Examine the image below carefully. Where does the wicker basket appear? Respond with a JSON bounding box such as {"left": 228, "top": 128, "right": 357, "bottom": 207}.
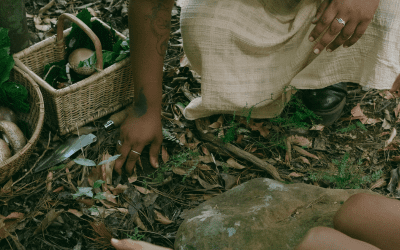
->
{"left": 0, "top": 66, "right": 45, "bottom": 184}
{"left": 13, "top": 13, "right": 134, "bottom": 135}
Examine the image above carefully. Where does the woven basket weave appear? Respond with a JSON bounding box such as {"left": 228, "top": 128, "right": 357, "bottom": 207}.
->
{"left": 0, "top": 66, "right": 45, "bottom": 184}
{"left": 13, "top": 13, "right": 134, "bottom": 135}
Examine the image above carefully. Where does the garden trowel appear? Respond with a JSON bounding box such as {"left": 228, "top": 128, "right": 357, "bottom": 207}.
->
{"left": 33, "top": 133, "right": 97, "bottom": 173}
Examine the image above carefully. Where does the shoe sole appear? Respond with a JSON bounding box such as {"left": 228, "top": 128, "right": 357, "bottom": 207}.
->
{"left": 311, "top": 97, "right": 346, "bottom": 126}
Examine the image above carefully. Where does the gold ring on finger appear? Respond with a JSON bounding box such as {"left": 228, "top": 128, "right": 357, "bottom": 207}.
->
{"left": 336, "top": 18, "right": 346, "bottom": 26}
{"left": 131, "top": 150, "right": 141, "bottom": 155}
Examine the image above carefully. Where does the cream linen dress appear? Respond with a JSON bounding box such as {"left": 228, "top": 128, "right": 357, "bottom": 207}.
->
{"left": 179, "top": 0, "right": 400, "bottom": 119}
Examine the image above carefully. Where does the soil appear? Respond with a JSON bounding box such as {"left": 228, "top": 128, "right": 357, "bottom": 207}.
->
{"left": 1, "top": 0, "right": 400, "bottom": 249}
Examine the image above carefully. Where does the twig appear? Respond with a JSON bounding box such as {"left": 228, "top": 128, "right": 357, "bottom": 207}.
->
{"left": 43, "top": 65, "right": 61, "bottom": 82}
{"left": 12, "top": 131, "right": 52, "bottom": 187}
{"left": 197, "top": 132, "right": 283, "bottom": 181}
{"left": 38, "top": 0, "right": 55, "bottom": 16}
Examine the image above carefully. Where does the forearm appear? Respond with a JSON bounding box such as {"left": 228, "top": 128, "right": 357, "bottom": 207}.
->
{"left": 128, "top": 0, "right": 174, "bottom": 116}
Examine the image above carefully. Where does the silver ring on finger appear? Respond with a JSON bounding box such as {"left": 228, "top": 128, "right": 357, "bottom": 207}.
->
{"left": 336, "top": 18, "right": 346, "bottom": 26}
{"left": 117, "top": 140, "right": 122, "bottom": 146}
{"left": 131, "top": 149, "right": 141, "bottom": 155}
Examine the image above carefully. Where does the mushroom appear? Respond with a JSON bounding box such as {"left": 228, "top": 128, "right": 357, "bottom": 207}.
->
{"left": 0, "top": 106, "right": 18, "bottom": 124}
{"left": 0, "top": 138, "right": 12, "bottom": 163}
{"left": 68, "top": 48, "right": 96, "bottom": 76}
{"left": 0, "top": 121, "right": 26, "bottom": 154}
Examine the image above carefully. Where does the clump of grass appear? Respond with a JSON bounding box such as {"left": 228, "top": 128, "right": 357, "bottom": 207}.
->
{"left": 309, "top": 153, "right": 383, "bottom": 189}
{"left": 126, "top": 227, "right": 145, "bottom": 241}
{"left": 149, "top": 149, "right": 200, "bottom": 183}
{"left": 220, "top": 86, "right": 320, "bottom": 150}
{"left": 270, "top": 94, "right": 321, "bottom": 129}
{"left": 337, "top": 121, "right": 367, "bottom": 133}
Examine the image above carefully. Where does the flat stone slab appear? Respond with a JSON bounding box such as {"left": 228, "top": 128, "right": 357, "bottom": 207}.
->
{"left": 175, "top": 178, "right": 379, "bottom": 250}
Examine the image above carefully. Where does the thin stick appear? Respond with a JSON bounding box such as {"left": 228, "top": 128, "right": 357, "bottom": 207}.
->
{"left": 12, "top": 131, "right": 52, "bottom": 187}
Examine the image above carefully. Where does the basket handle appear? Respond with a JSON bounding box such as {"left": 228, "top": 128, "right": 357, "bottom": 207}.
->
{"left": 56, "top": 13, "right": 103, "bottom": 71}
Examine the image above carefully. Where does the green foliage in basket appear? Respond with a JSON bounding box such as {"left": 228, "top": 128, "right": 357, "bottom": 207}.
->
{"left": 65, "top": 8, "right": 123, "bottom": 60}
{"left": 77, "top": 38, "right": 130, "bottom": 70}
{"left": 43, "top": 59, "right": 88, "bottom": 88}
{"left": 0, "top": 81, "right": 30, "bottom": 113}
{"left": 0, "top": 28, "right": 30, "bottom": 113}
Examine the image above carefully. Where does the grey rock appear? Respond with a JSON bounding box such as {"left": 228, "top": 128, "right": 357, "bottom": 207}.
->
{"left": 175, "top": 178, "right": 379, "bottom": 250}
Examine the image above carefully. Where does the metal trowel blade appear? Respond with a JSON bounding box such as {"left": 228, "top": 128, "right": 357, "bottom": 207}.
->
{"left": 34, "top": 133, "right": 97, "bottom": 173}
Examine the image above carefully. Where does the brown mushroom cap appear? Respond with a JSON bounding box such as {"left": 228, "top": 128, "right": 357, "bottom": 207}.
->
{"left": 0, "top": 138, "right": 12, "bottom": 163}
{"left": 0, "top": 121, "right": 26, "bottom": 154}
{"left": 0, "top": 106, "right": 18, "bottom": 124}
{"left": 68, "top": 48, "right": 96, "bottom": 76}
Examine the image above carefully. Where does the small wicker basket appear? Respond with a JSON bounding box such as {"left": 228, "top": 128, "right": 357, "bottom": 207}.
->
{"left": 0, "top": 66, "right": 45, "bottom": 184}
{"left": 13, "top": 13, "right": 134, "bottom": 135}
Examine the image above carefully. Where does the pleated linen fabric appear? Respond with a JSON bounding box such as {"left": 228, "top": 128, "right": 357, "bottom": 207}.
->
{"left": 180, "top": 0, "right": 400, "bottom": 120}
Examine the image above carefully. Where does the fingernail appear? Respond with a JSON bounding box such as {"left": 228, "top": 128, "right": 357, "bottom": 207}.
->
{"left": 111, "top": 238, "right": 119, "bottom": 244}
{"left": 312, "top": 17, "right": 317, "bottom": 22}
{"left": 155, "top": 163, "right": 159, "bottom": 169}
{"left": 313, "top": 48, "right": 320, "bottom": 54}
{"left": 327, "top": 48, "right": 332, "bottom": 52}
{"left": 309, "top": 36, "right": 314, "bottom": 42}
{"left": 343, "top": 45, "right": 348, "bottom": 48}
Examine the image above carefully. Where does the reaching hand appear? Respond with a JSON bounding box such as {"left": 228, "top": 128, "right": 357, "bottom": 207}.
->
{"left": 114, "top": 110, "right": 162, "bottom": 176}
{"left": 390, "top": 74, "right": 400, "bottom": 98}
{"left": 308, "top": 0, "right": 380, "bottom": 54}
{"left": 111, "top": 238, "right": 172, "bottom": 250}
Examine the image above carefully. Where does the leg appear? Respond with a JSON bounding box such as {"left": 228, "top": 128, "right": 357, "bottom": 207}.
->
{"left": 333, "top": 193, "right": 400, "bottom": 250}
{"left": 295, "top": 226, "right": 380, "bottom": 250}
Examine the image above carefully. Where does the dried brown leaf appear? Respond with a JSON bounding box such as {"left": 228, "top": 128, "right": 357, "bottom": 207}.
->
{"left": 296, "top": 156, "right": 311, "bottom": 165}
{"left": 226, "top": 158, "right": 246, "bottom": 169}
{"left": 209, "top": 121, "right": 221, "bottom": 129}
{"left": 385, "top": 128, "right": 397, "bottom": 147}
{"left": 134, "top": 185, "right": 152, "bottom": 194}
{"left": 288, "top": 172, "right": 304, "bottom": 178}
{"left": 310, "top": 124, "right": 325, "bottom": 131}
{"left": 198, "top": 164, "right": 212, "bottom": 171}
{"left": 154, "top": 210, "right": 173, "bottom": 225}
{"left": 196, "top": 176, "right": 222, "bottom": 190}
{"left": 162, "top": 145, "right": 169, "bottom": 164}
{"left": 68, "top": 209, "right": 83, "bottom": 218}
{"left": 128, "top": 173, "right": 137, "bottom": 183}
{"left": 198, "top": 155, "right": 213, "bottom": 163}
{"left": 90, "top": 221, "right": 112, "bottom": 243}
{"left": 293, "top": 146, "right": 319, "bottom": 160}
{"left": 395, "top": 103, "right": 400, "bottom": 118}
{"left": 287, "top": 135, "right": 312, "bottom": 148}
{"left": 34, "top": 209, "right": 63, "bottom": 235}
{"left": 379, "top": 90, "right": 396, "bottom": 100}
{"left": 172, "top": 167, "right": 189, "bottom": 176}
{"left": 201, "top": 146, "right": 211, "bottom": 155}
{"left": 109, "top": 184, "right": 129, "bottom": 196}
{"left": 369, "top": 178, "right": 387, "bottom": 190}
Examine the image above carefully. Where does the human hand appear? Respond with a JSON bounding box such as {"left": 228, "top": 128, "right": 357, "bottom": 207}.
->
{"left": 114, "top": 110, "right": 162, "bottom": 176}
{"left": 309, "top": 0, "right": 380, "bottom": 54}
{"left": 111, "top": 238, "right": 172, "bottom": 250}
{"left": 389, "top": 74, "right": 400, "bottom": 97}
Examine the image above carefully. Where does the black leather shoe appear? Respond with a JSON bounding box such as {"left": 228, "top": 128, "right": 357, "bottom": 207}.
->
{"left": 300, "top": 82, "right": 348, "bottom": 126}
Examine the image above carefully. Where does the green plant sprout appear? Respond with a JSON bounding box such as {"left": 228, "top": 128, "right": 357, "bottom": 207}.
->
{"left": 126, "top": 227, "right": 145, "bottom": 241}
{"left": 149, "top": 149, "right": 200, "bottom": 183}
{"left": 337, "top": 121, "right": 367, "bottom": 133}
{"left": 309, "top": 153, "right": 383, "bottom": 189}
{"left": 222, "top": 165, "right": 230, "bottom": 174}
{"left": 72, "top": 179, "right": 114, "bottom": 200}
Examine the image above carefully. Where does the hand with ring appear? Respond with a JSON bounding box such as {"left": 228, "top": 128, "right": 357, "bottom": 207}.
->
{"left": 114, "top": 107, "right": 163, "bottom": 176}
{"left": 308, "top": 0, "right": 380, "bottom": 54}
